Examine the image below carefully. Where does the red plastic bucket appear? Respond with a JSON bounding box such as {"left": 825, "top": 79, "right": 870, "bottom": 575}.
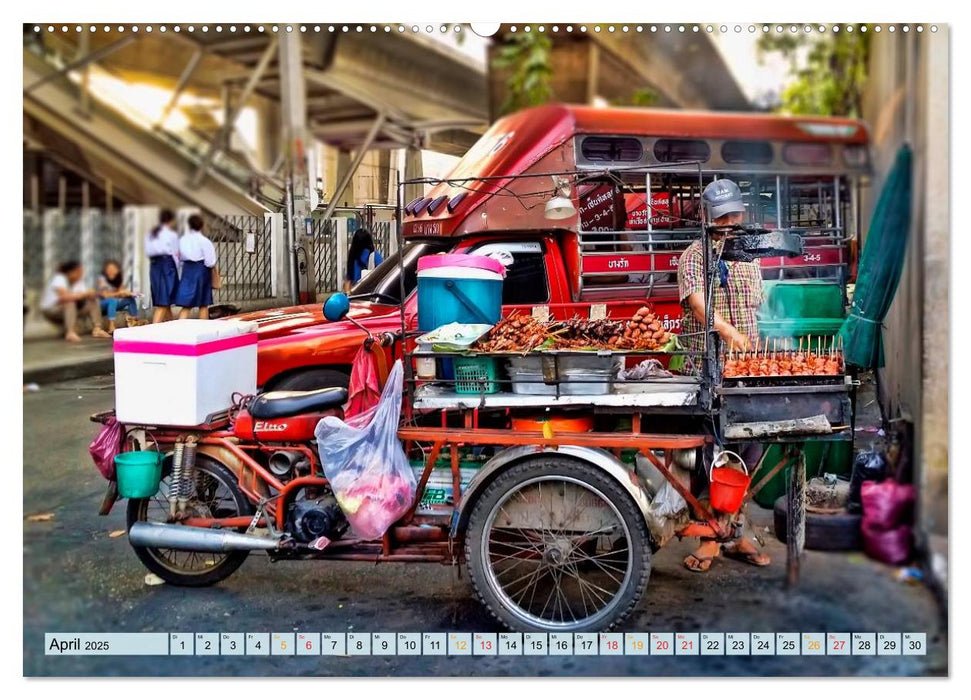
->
{"left": 709, "top": 451, "right": 751, "bottom": 514}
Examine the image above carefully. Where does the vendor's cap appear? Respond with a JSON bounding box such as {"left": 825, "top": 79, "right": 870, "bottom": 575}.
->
{"left": 702, "top": 179, "right": 746, "bottom": 220}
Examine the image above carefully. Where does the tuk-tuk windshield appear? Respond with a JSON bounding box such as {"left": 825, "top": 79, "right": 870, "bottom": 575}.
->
{"left": 349, "top": 239, "right": 451, "bottom": 305}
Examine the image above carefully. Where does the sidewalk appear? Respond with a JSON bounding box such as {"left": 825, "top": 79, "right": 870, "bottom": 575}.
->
{"left": 23, "top": 336, "right": 114, "bottom": 385}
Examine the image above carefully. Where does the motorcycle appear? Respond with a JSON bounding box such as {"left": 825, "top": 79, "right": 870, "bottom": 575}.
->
{"left": 93, "top": 293, "right": 702, "bottom": 632}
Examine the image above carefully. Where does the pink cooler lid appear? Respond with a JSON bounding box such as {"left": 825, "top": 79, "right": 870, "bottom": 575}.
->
{"left": 417, "top": 253, "right": 505, "bottom": 276}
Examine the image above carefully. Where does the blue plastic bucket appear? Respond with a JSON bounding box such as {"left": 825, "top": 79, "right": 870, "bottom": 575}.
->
{"left": 416, "top": 256, "right": 504, "bottom": 332}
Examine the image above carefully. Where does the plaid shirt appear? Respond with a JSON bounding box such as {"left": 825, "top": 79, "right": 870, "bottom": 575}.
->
{"left": 677, "top": 240, "right": 764, "bottom": 354}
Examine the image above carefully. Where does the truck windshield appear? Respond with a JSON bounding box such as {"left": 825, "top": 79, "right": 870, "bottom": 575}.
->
{"left": 349, "top": 240, "right": 451, "bottom": 305}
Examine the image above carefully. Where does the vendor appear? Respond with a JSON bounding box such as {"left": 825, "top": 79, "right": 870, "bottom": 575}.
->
{"left": 678, "top": 178, "right": 769, "bottom": 573}
{"left": 677, "top": 178, "right": 764, "bottom": 355}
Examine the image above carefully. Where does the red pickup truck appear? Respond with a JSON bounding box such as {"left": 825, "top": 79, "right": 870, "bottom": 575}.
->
{"left": 238, "top": 233, "right": 683, "bottom": 391}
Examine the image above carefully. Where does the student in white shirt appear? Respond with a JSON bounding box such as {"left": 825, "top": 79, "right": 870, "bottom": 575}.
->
{"left": 175, "top": 214, "right": 217, "bottom": 319}
{"left": 145, "top": 208, "right": 180, "bottom": 324}
{"left": 40, "top": 261, "right": 110, "bottom": 343}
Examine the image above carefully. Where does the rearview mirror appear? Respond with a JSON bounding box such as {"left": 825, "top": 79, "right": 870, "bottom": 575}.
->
{"left": 322, "top": 293, "right": 350, "bottom": 322}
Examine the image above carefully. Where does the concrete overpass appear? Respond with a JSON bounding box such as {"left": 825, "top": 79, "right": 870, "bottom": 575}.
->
{"left": 23, "top": 26, "right": 491, "bottom": 217}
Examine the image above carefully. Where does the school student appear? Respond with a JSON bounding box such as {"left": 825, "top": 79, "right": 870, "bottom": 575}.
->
{"left": 145, "top": 208, "right": 180, "bottom": 323}
{"left": 175, "top": 214, "right": 217, "bottom": 320}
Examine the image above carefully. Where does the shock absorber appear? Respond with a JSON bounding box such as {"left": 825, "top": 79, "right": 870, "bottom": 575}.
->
{"left": 169, "top": 439, "right": 185, "bottom": 519}
{"left": 177, "top": 436, "right": 198, "bottom": 514}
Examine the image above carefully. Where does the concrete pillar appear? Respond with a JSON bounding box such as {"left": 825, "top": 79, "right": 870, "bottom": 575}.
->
{"left": 256, "top": 100, "right": 282, "bottom": 173}
{"left": 377, "top": 150, "right": 391, "bottom": 205}
{"left": 403, "top": 147, "right": 424, "bottom": 204}
{"left": 42, "top": 209, "right": 62, "bottom": 284}
{"left": 335, "top": 150, "right": 357, "bottom": 207}
{"left": 279, "top": 31, "right": 313, "bottom": 303}
{"left": 80, "top": 209, "right": 98, "bottom": 289}
{"left": 122, "top": 205, "right": 159, "bottom": 310}
{"left": 266, "top": 212, "right": 288, "bottom": 300}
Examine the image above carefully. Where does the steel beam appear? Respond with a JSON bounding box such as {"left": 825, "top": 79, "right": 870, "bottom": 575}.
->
{"left": 25, "top": 36, "right": 137, "bottom": 93}
{"left": 191, "top": 36, "right": 278, "bottom": 187}
{"left": 319, "top": 111, "right": 386, "bottom": 222}
{"left": 278, "top": 31, "right": 312, "bottom": 303}
{"left": 156, "top": 49, "right": 204, "bottom": 128}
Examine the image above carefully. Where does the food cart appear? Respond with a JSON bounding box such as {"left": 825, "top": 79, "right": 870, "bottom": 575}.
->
{"left": 101, "top": 165, "right": 855, "bottom": 635}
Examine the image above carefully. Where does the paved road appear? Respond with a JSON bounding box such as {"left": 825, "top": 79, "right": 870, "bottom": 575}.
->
{"left": 24, "top": 375, "right": 947, "bottom": 676}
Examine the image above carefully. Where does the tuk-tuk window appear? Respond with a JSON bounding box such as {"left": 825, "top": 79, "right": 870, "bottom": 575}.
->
{"left": 722, "top": 140, "right": 774, "bottom": 164}
{"left": 653, "top": 139, "right": 711, "bottom": 163}
{"left": 783, "top": 142, "right": 833, "bottom": 166}
{"left": 580, "top": 137, "right": 644, "bottom": 163}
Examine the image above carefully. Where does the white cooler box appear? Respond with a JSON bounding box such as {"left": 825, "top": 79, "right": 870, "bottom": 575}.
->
{"left": 113, "top": 319, "right": 258, "bottom": 426}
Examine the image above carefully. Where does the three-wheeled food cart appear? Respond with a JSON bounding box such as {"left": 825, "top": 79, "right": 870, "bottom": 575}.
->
{"left": 98, "top": 167, "right": 856, "bottom": 633}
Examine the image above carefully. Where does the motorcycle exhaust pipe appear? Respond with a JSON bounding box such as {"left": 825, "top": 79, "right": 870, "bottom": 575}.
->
{"left": 129, "top": 522, "right": 281, "bottom": 553}
{"left": 268, "top": 450, "right": 307, "bottom": 478}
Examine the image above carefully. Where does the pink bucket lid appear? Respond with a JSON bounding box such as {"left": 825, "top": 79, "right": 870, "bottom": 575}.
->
{"left": 417, "top": 253, "right": 505, "bottom": 276}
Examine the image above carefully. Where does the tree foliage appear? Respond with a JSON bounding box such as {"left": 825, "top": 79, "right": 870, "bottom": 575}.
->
{"left": 492, "top": 32, "right": 554, "bottom": 115}
{"left": 757, "top": 26, "right": 870, "bottom": 117}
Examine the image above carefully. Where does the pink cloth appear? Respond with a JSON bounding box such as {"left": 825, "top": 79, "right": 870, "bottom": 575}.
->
{"left": 344, "top": 345, "right": 382, "bottom": 419}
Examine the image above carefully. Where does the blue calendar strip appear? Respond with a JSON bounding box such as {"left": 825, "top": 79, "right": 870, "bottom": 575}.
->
{"left": 44, "top": 632, "right": 928, "bottom": 656}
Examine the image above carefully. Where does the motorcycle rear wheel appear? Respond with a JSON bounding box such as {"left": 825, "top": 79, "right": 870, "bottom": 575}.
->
{"left": 126, "top": 456, "right": 254, "bottom": 587}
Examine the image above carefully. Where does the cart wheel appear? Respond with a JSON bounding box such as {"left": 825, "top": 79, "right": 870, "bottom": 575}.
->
{"left": 126, "top": 456, "right": 253, "bottom": 587}
{"left": 464, "top": 456, "right": 651, "bottom": 632}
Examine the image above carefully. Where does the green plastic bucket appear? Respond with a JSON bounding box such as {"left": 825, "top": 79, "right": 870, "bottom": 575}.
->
{"left": 115, "top": 450, "right": 163, "bottom": 499}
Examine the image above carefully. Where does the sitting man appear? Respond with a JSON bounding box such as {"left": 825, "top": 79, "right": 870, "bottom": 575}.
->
{"left": 40, "top": 261, "right": 110, "bottom": 343}
{"left": 677, "top": 178, "right": 769, "bottom": 573}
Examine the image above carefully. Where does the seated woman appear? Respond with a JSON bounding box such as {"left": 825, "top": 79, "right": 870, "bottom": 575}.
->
{"left": 40, "top": 261, "right": 110, "bottom": 343}
{"left": 97, "top": 259, "right": 141, "bottom": 333}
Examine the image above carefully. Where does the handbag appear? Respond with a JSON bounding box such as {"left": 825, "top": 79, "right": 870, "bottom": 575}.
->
{"left": 211, "top": 266, "right": 223, "bottom": 289}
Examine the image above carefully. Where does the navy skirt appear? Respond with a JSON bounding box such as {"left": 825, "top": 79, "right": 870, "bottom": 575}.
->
{"left": 149, "top": 256, "right": 179, "bottom": 307}
{"left": 175, "top": 260, "right": 213, "bottom": 308}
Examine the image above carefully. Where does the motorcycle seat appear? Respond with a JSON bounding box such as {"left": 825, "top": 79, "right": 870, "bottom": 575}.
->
{"left": 248, "top": 387, "right": 348, "bottom": 420}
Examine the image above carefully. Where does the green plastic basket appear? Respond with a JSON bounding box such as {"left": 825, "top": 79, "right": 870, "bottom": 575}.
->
{"left": 115, "top": 450, "right": 163, "bottom": 499}
{"left": 452, "top": 356, "right": 500, "bottom": 394}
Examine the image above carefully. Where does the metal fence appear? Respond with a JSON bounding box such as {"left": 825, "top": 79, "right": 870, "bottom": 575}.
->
{"left": 203, "top": 214, "right": 273, "bottom": 303}
{"left": 309, "top": 218, "right": 339, "bottom": 295}
{"left": 23, "top": 209, "right": 126, "bottom": 292}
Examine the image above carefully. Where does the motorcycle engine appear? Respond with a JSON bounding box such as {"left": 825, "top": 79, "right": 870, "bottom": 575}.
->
{"left": 287, "top": 495, "right": 348, "bottom": 543}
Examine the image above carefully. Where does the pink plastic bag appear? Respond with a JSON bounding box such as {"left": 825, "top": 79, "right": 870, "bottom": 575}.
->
{"left": 861, "top": 480, "right": 915, "bottom": 530}
{"left": 315, "top": 361, "right": 416, "bottom": 540}
{"left": 862, "top": 520, "right": 913, "bottom": 565}
{"left": 89, "top": 418, "right": 123, "bottom": 481}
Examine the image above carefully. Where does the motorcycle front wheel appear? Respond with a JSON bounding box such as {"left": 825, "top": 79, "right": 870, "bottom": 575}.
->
{"left": 126, "top": 456, "right": 254, "bottom": 587}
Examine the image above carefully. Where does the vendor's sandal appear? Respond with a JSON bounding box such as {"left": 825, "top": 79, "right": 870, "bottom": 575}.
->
{"left": 721, "top": 544, "right": 771, "bottom": 567}
{"left": 683, "top": 554, "right": 715, "bottom": 573}
{"left": 92, "top": 328, "right": 111, "bottom": 339}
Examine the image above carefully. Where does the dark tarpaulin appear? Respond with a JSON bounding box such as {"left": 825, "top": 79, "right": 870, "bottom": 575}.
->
{"left": 839, "top": 145, "right": 913, "bottom": 368}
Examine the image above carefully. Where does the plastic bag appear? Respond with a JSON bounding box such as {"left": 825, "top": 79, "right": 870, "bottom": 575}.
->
{"left": 861, "top": 480, "right": 915, "bottom": 530}
{"left": 862, "top": 520, "right": 912, "bottom": 565}
{"left": 848, "top": 449, "right": 887, "bottom": 513}
{"left": 643, "top": 461, "right": 690, "bottom": 548}
{"left": 89, "top": 417, "right": 123, "bottom": 481}
{"left": 618, "top": 358, "right": 673, "bottom": 381}
{"left": 315, "top": 361, "right": 416, "bottom": 540}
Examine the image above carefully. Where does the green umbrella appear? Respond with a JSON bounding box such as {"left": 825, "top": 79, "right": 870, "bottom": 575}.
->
{"left": 839, "top": 145, "right": 913, "bottom": 368}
